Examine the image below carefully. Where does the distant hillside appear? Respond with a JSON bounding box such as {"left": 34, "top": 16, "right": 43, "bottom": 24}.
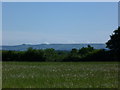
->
{"left": 1, "top": 44, "right": 106, "bottom": 51}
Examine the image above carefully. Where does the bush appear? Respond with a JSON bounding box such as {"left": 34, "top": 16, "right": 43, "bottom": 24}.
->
{"left": 78, "top": 45, "right": 94, "bottom": 56}
{"left": 2, "top": 46, "right": 118, "bottom": 62}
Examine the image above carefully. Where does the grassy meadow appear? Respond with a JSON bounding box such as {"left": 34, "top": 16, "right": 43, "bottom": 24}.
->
{"left": 2, "top": 62, "right": 119, "bottom": 88}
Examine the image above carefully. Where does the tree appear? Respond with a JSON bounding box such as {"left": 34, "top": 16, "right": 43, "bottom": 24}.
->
{"left": 71, "top": 48, "right": 78, "bottom": 54}
{"left": 23, "top": 47, "right": 45, "bottom": 61}
{"left": 44, "top": 48, "right": 58, "bottom": 61}
{"left": 78, "top": 45, "right": 94, "bottom": 56}
{"left": 106, "top": 27, "right": 120, "bottom": 54}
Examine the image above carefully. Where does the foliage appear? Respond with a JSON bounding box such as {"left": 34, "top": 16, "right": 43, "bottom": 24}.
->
{"left": 44, "top": 48, "right": 58, "bottom": 62}
{"left": 106, "top": 27, "right": 120, "bottom": 59}
{"left": 106, "top": 27, "right": 120, "bottom": 53}
{"left": 78, "top": 45, "right": 94, "bottom": 56}
{"left": 2, "top": 44, "right": 118, "bottom": 61}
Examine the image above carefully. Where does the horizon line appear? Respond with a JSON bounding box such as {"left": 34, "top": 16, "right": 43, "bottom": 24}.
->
{"left": 1, "top": 43, "right": 106, "bottom": 46}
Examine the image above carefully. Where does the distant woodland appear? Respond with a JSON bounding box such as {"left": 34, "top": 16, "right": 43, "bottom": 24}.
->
{"left": 2, "top": 27, "right": 120, "bottom": 62}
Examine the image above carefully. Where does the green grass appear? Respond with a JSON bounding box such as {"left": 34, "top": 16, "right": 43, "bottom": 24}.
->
{"left": 2, "top": 62, "right": 119, "bottom": 88}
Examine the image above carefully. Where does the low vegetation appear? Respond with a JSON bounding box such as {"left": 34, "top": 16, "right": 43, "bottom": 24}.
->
{"left": 2, "top": 45, "right": 119, "bottom": 62}
{"left": 2, "top": 62, "right": 118, "bottom": 88}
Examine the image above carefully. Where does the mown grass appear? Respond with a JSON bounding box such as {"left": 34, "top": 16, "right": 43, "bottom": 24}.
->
{"left": 2, "top": 62, "right": 119, "bottom": 88}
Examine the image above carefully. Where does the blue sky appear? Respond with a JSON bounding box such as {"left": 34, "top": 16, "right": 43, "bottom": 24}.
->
{"left": 2, "top": 2, "right": 118, "bottom": 45}
{"left": 0, "top": 2, "right": 2, "bottom": 46}
{"left": 118, "top": 1, "right": 120, "bottom": 26}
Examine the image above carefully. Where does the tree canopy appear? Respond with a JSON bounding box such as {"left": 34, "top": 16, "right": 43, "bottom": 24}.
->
{"left": 106, "top": 27, "right": 120, "bottom": 53}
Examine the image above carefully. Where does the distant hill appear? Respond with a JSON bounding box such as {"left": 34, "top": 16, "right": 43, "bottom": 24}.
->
{"left": 0, "top": 44, "right": 106, "bottom": 51}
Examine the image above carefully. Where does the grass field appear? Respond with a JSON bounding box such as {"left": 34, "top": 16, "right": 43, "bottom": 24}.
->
{"left": 2, "top": 62, "right": 119, "bottom": 88}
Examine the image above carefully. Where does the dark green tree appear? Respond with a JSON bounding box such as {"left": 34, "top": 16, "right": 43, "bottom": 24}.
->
{"left": 23, "top": 47, "right": 45, "bottom": 61}
{"left": 106, "top": 27, "right": 120, "bottom": 54}
{"left": 78, "top": 45, "right": 94, "bottom": 56}
{"left": 71, "top": 48, "right": 78, "bottom": 54}
{"left": 44, "top": 48, "right": 58, "bottom": 61}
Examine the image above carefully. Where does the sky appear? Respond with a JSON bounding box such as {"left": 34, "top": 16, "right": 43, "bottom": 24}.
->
{"left": 2, "top": 2, "right": 118, "bottom": 45}
{"left": 118, "top": 1, "right": 120, "bottom": 26}
{"left": 0, "top": 2, "right": 2, "bottom": 46}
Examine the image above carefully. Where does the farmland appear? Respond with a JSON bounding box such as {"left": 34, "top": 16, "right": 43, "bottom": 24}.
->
{"left": 2, "top": 62, "right": 118, "bottom": 88}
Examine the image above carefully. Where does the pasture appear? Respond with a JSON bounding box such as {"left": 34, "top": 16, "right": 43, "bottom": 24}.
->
{"left": 2, "top": 62, "right": 118, "bottom": 88}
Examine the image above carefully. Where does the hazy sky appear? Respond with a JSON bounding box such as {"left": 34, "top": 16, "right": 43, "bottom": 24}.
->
{"left": 0, "top": 2, "right": 2, "bottom": 46}
{"left": 2, "top": 2, "right": 118, "bottom": 45}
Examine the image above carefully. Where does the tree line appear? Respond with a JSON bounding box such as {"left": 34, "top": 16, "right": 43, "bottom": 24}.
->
{"left": 2, "top": 45, "right": 119, "bottom": 62}
{"left": 2, "top": 27, "right": 120, "bottom": 62}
